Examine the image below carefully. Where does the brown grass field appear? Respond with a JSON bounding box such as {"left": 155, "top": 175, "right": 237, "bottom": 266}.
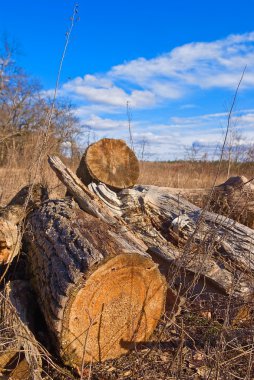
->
{"left": 1, "top": 158, "right": 253, "bottom": 205}
{"left": 139, "top": 160, "right": 254, "bottom": 188}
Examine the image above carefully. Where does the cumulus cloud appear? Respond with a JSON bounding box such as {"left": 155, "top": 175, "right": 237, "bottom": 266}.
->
{"left": 44, "top": 32, "right": 254, "bottom": 159}
{"left": 79, "top": 114, "right": 130, "bottom": 131}
{"left": 62, "top": 74, "right": 156, "bottom": 108}
{"left": 110, "top": 32, "right": 254, "bottom": 92}
{"left": 54, "top": 32, "right": 254, "bottom": 113}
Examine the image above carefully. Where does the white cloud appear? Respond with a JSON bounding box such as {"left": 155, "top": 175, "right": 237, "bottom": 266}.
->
{"left": 80, "top": 114, "right": 130, "bottom": 131}
{"left": 43, "top": 32, "right": 254, "bottom": 160}
{"left": 53, "top": 32, "right": 254, "bottom": 113}
{"left": 62, "top": 74, "right": 156, "bottom": 108}
{"left": 110, "top": 32, "right": 254, "bottom": 92}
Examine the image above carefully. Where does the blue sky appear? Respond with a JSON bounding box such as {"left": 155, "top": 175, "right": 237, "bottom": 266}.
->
{"left": 1, "top": 0, "right": 254, "bottom": 160}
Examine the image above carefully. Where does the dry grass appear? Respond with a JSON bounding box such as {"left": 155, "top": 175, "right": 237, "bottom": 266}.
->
{"left": 0, "top": 156, "right": 77, "bottom": 205}
{"left": 2, "top": 159, "right": 254, "bottom": 206}
{"left": 139, "top": 160, "right": 254, "bottom": 188}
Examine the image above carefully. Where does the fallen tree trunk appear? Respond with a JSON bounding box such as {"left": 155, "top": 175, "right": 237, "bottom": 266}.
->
{"left": 86, "top": 182, "right": 254, "bottom": 297}
{"left": 48, "top": 156, "right": 254, "bottom": 298}
{"left": 26, "top": 198, "right": 167, "bottom": 371}
{"left": 0, "top": 184, "right": 47, "bottom": 265}
{"left": 120, "top": 185, "right": 254, "bottom": 295}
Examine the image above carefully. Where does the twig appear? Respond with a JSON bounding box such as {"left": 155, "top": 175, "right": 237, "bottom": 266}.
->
{"left": 127, "top": 100, "right": 134, "bottom": 151}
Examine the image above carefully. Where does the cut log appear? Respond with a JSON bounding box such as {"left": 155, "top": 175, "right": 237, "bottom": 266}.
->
{"left": 26, "top": 199, "right": 167, "bottom": 371}
{"left": 0, "top": 184, "right": 48, "bottom": 265}
{"left": 77, "top": 139, "right": 140, "bottom": 189}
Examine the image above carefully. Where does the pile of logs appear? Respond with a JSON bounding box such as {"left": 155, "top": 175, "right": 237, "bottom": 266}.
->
{"left": 1, "top": 137, "right": 254, "bottom": 378}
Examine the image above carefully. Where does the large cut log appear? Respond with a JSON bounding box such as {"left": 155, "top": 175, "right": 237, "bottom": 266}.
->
{"left": 76, "top": 138, "right": 139, "bottom": 189}
{"left": 26, "top": 198, "right": 167, "bottom": 372}
{"left": 0, "top": 184, "right": 47, "bottom": 265}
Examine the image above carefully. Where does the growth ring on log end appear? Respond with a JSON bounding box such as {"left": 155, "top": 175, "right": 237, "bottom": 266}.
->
{"left": 62, "top": 253, "right": 166, "bottom": 369}
{"left": 82, "top": 138, "right": 140, "bottom": 189}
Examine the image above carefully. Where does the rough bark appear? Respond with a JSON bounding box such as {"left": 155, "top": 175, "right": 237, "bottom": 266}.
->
{"left": 77, "top": 138, "right": 139, "bottom": 189}
{"left": 0, "top": 184, "right": 48, "bottom": 265}
{"left": 26, "top": 199, "right": 167, "bottom": 371}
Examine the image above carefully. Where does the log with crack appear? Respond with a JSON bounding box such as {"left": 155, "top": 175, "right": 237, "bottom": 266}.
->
{"left": 25, "top": 196, "right": 168, "bottom": 372}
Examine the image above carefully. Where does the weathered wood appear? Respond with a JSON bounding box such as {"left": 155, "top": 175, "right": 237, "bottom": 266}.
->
{"left": 48, "top": 155, "right": 111, "bottom": 221}
{"left": 210, "top": 176, "right": 254, "bottom": 228}
{"left": 83, "top": 182, "right": 254, "bottom": 297}
{"left": 0, "top": 184, "right": 47, "bottom": 265}
{"left": 26, "top": 199, "right": 167, "bottom": 371}
{"left": 48, "top": 155, "right": 148, "bottom": 253}
{"left": 49, "top": 156, "right": 253, "bottom": 297}
{"left": 121, "top": 185, "right": 254, "bottom": 296}
{"left": 0, "top": 281, "right": 42, "bottom": 380}
{"left": 77, "top": 139, "right": 140, "bottom": 189}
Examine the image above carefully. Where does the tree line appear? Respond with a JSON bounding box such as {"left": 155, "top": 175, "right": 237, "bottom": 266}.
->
{"left": 0, "top": 38, "right": 81, "bottom": 167}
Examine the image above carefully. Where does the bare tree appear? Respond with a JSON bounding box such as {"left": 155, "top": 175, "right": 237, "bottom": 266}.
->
{"left": 0, "top": 38, "right": 80, "bottom": 166}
